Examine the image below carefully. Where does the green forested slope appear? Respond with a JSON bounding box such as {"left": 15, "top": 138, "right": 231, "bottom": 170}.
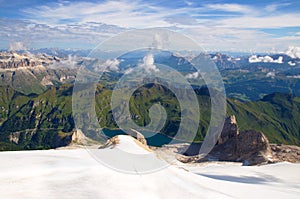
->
{"left": 0, "top": 84, "right": 299, "bottom": 151}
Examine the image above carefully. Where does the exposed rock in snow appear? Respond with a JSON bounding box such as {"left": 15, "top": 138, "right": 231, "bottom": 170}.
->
{"left": 178, "top": 116, "right": 273, "bottom": 165}
{"left": 99, "top": 135, "right": 151, "bottom": 154}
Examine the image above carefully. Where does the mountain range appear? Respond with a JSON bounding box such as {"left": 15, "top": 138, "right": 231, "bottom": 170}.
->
{"left": 0, "top": 49, "right": 300, "bottom": 150}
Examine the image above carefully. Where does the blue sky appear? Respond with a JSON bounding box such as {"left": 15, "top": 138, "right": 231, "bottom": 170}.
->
{"left": 0, "top": 0, "right": 299, "bottom": 52}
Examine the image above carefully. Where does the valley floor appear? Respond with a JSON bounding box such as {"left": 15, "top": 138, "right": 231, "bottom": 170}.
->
{"left": 0, "top": 148, "right": 299, "bottom": 199}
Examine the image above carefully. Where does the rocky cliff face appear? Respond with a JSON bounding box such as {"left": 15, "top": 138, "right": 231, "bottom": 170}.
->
{"left": 236, "top": 130, "right": 271, "bottom": 165}
{"left": 0, "top": 52, "right": 76, "bottom": 94}
{"left": 217, "top": 115, "right": 238, "bottom": 144}
{"left": 0, "top": 52, "right": 59, "bottom": 69}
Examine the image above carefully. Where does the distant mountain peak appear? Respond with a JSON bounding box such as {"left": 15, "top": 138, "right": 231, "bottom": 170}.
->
{"left": 0, "top": 51, "right": 60, "bottom": 69}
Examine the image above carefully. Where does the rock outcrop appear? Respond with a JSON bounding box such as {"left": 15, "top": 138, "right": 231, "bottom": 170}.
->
{"left": 0, "top": 52, "right": 59, "bottom": 69}
{"left": 235, "top": 130, "right": 271, "bottom": 165}
{"left": 271, "top": 144, "right": 300, "bottom": 163}
{"left": 62, "top": 129, "right": 100, "bottom": 148}
{"left": 99, "top": 133, "right": 152, "bottom": 152}
{"left": 209, "top": 116, "right": 272, "bottom": 165}
{"left": 99, "top": 136, "right": 120, "bottom": 149}
{"left": 178, "top": 115, "right": 273, "bottom": 165}
{"left": 127, "top": 128, "right": 148, "bottom": 146}
{"left": 217, "top": 115, "right": 238, "bottom": 144}
{"left": 71, "top": 129, "right": 88, "bottom": 144}
{"left": 0, "top": 51, "right": 76, "bottom": 95}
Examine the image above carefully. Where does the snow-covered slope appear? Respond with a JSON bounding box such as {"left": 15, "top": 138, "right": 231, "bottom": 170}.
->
{"left": 0, "top": 135, "right": 299, "bottom": 199}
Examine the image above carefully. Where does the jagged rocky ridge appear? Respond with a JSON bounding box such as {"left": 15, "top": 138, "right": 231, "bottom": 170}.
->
{"left": 0, "top": 51, "right": 77, "bottom": 94}
{"left": 0, "top": 51, "right": 59, "bottom": 69}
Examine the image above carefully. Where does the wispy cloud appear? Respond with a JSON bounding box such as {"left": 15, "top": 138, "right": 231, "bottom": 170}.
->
{"left": 0, "top": 19, "right": 125, "bottom": 49}
{"left": 24, "top": 1, "right": 299, "bottom": 29}
{"left": 204, "top": 3, "right": 255, "bottom": 14}
{"left": 217, "top": 14, "right": 300, "bottom": 28}
{"left": 49, "top": 54, "right": 79, "bottom": 69}
{"left": 0, "top": 0, "right": 299, "bottom": 52}
{"left": 22, "top": 1, "right": 171, "bottom": 28}
{"left": 265, "top": 2, "right": 291, "bottom": 12}
{"left": 8, "top": 41, "right": 26, "bottom": 51}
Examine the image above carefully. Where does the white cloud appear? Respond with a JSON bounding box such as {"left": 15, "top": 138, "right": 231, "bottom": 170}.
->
{"left": 186, "top": 71, "right": 200, "bottom": 79}
{"left": 138, "top": 54, "right": 159, "bottom": 73}
{"left": 288, "top": 61, "right": 296, "bottom": 66}
{"left": 183, "top": 27, "right": 272, "bottom": 52}
{"left": 92, "top": 58, "right": 121, "bottom": 72}
{"left": 49, "top": 54, "right": 78, "bottom": 69}
{"left": 151, "top": 33, "right": 171, "bottom": 49}
{"left": 0, "top": 19, "right": 124, "bottom": 49}
{"left": 217, "top": 14, "right": 300, "bottom": 29}
{"left": 123, "top": 54, "right": 160, "bottom": 75}
{"left": 265, "top": 3, "right": 291, "bottom": 12}
{"left": 23, "top": 1, "right": 300, "bottom": 30}
{"left": 23, "top": 1, "right": 170, "bottom": 28}
{"left": 104, "top": 58, "right": 121, "bottom": 71}
{"left": 249, "top": 55, "right": 283, "bottom": 63}
{"left": 285, "top": 46, "right": 300, "bottom": 59}
{"left": 183, "top": 26, "right": 300, "bottom": 53}
{"left": 0, "top": 1, "right": 298, "bottom": 52}
{"left": 204, "top": 3, "right": 254, "bottom": 14}
{"left": 8, "top": 41, "right": 26, "bottom": 51}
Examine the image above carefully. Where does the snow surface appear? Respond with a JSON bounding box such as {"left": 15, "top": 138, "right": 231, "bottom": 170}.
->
{"left": 0, "top": 135, "right": 299, "bottom": 199}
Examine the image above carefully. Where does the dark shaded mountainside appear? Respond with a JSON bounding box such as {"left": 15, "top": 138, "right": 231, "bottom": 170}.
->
{"left": 0, "top": 84, "right": 300, "bottom": 151}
